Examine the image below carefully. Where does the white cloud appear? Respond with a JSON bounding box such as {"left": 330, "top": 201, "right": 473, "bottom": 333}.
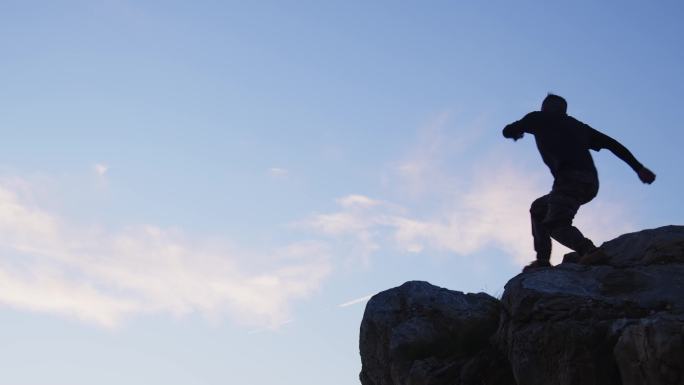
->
{"left": 386, "top": 164, "right": 548, "bottom": 263}
{"left": 302, "top": 162, "right": 634, "bottom": 265}
{"left": 93, "top": 163, "right": 108, "bottom": 177}
{"left": 294, "top": 195, "right": 399, "bottom": 266}
{"left": 336, "top": 195, "right": 383, "bottom": 209}
{"left": 268, "top": 167, "right": 289, "bottom": 178}
{"left": 0, "top": 113, "right": 636, "bottom": 328}
{"left": 343, "top": 112, "right": 635, "bottom": 264}
{"left": 0, "top": 183, "right": 331, "bottom": 328}
{"left": 392, "top": 111, "right": 452, "bottom": 197}
{"left": 390, "top": 111, "right": 487, "bottom": 198}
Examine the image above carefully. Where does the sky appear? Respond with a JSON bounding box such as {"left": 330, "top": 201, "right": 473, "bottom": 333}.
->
{"left": 0, "top": 1, "right": 682, "bottom": 384}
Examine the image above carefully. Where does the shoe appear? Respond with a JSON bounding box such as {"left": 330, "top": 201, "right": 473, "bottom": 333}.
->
{"left": 522, "top": 259, "right": 552, "bottom": 273}
{"left": 562, "top": 252, "right": 581, "bottom": 264}
{"left": 579, "top": 249, "right": 610, "bottom": 265}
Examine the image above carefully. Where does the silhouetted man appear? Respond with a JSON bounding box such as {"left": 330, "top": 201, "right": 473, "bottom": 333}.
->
{"left": 503, "top": 94, "right": 655, "bottom": 271}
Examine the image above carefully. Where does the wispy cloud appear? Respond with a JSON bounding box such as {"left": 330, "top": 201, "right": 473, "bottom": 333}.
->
{"left": 304, "top": 163, "right": 633, "bottom": 265}
{"left": 301, "top": 166, "right": 541, "bottom": 264}
{"left": 337, "top": 195, "right": 383, "bottom": 209}
{"left": 0, "top": 113, "right": 636, "bottom": 329}
{"left": 389, "top": 110, "right": 487, "bottom": 198}
{"left": 93, "top": 163, "right": 108, "bottom": 177}
{"left": 301, "top": 112, "right": 635, "bottom": 265}
{"left": 391, "top": 111, "right": 452, "bottom": 197}
{"left": 0, "top": 183, "right": 331, "bottom": 328}
{"left": 293, "top": 195, "right": 398, "bottom": 266}
{"left": 268, "top": 167, "right": 289, "bottom": 178}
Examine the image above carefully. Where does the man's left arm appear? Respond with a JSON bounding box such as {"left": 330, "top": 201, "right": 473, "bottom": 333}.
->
{"left": 590, "top": 128, "right": 656, "bottom": 184}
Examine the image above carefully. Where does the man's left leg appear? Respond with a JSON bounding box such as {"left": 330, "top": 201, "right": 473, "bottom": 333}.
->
{"left": 530, "top": 195, "right": 552, "bottom": 261}
{"left": 544, "top": 193, "right": 597, "bottom": 256}
{"left": 522, "top": 195, "right": 554, "bottom": 271}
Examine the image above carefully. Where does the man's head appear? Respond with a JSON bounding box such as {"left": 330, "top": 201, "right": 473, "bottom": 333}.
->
{"left": 541, "top": 94, "right": 567, "bottom": 115}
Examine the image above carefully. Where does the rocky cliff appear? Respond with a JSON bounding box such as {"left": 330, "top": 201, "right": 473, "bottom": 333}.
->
{"left": 359, "top": 225, "right": 684, "bottom": 385}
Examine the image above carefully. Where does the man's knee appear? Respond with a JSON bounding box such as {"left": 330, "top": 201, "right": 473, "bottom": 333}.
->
{"left": 545, "top": 194, "right": 580, "bottom": 227}
{"left": 530, "top": 197, "right": 548, "bottom": 219}
{"left": 545, "top": 217, "right": 572, "bottom": 231}
{"left": 543, "top": 205, "right": 575, "bottom": 230}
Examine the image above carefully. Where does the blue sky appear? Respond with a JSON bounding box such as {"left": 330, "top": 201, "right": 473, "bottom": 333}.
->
{"left": 0, "top": 1, "right": 682, "bottom": 384}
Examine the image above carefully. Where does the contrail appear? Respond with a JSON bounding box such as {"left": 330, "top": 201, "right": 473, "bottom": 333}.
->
{"left": 338, "top": 294, "right": 374, "bottom": 308}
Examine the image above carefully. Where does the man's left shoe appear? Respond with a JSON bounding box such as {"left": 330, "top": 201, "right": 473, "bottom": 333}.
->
{"left": 522, "top": 259, "right": 552, "bottom": 273}
{"left": 579, "top": 248, "right": 610, "bottom": 265}
{"left": 562, "top": 252, "right": 581, "bottom": 264}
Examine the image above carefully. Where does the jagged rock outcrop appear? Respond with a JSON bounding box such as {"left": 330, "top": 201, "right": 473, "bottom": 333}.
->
{"left": 359, "top": 281, "right": 513, "bottom": 385}
{"left": 359, "top": 225, "right": 684, "bottom": 385}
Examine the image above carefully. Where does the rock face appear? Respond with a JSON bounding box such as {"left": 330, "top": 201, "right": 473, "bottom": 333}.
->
{"left": 359, "top": 281, "right": 513, "bottom": 385}
{"left": 359, "top": 226, "right": 684, "bottom": 385}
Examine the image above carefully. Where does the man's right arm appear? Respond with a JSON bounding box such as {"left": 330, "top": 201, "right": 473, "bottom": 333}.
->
{"left": 503, "top": 112, "right": 537, "bottom": 141}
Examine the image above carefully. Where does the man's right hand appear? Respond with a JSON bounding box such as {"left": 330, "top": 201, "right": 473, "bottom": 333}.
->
{"left": 638, "top": 167, "right": 656, "bottom": 184}
{"left": 502, "top": 124, "right": 524, "bottom": 141}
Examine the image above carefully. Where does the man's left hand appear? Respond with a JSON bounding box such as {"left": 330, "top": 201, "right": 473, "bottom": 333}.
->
{"left": 638, "top": 167, "right": 656, "bottom": 184}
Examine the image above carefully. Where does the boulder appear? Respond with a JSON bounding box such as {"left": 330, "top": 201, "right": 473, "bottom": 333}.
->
{"left": 599, "top": 225, "right": 684, "bottom": 267}
{"left": 498, "top": 226, "right": 684, "bottom": 385}
{"left": 614, "top": 316, "right": 684, "bottom": 385}
{"left": 359, "top": 281, "right": 513, "bottom": 385}
{"left": 498, "top": 262, "right": 684, "bottom": 385}
{"left": 360, "top": 226, "right": 684, "bottom": 385}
